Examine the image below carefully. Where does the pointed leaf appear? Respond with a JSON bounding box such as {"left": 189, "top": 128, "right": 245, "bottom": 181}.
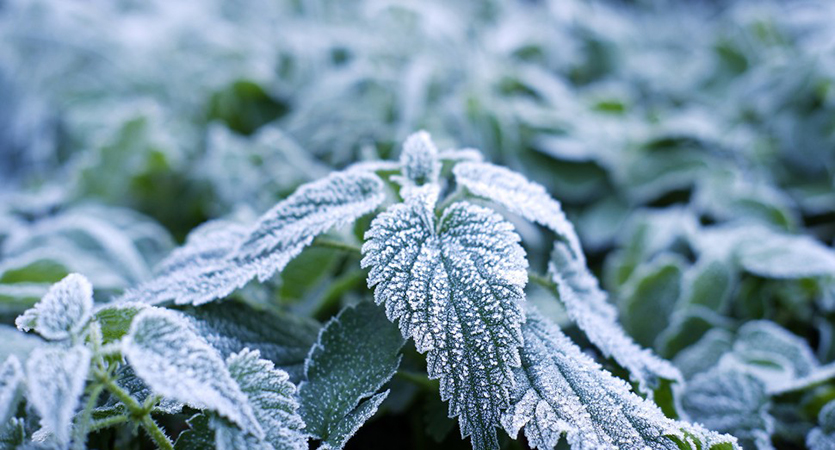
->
{"left": 453, "top": 160, "right": 581, "bottom": 255}
{"left": 501, "top": 309, "right": 738, "bottom": 450}
{"left": 298, "top": 302, "right": 404, "bottom": 450}
{"left": 362, "top": 193, "right": 528, "bottom": 449}
{"left": 123, "top": 307, "right": 261, "bottom": 437}
{"left": 25, "top": 345, "right": 91, "bottom": 446}
{"left": 183, "top": 303, "right": 320, "bottom": 383}
{"left": 549, "top": 241, "right": 681, "bottom": 393}
{"left": 399, "top": 131, "right": 441, "bottom": 186}
{"left": 15, "top": 273, "right": 93, "bottom": 340}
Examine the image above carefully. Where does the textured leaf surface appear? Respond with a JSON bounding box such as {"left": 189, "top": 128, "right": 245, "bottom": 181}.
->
{"left": 221, "top": 349, "right": 306, "bottom": 450}
{"left": 15, "top": 273, "right": 93, "bottom": 340}
{"left": 183, "top": 303, "right": 320, "bottom": 383}
{"left": 25, "top": 345, "right": 91, "bottom": 445}
{"left": 123, "top": 308, "right": 261, "bottom": 436}
{"left": 122, "top": 170, "right": 385, "bottom": 306}
{"left": 808, "top": 401, "right": 835, "bottom": 450}
{"left": 501, "top": 309, "right": 737, "bottom": 450}
{"left": 453, "top": 161, "right": 581, "bottom": 254}
{"left": 362, "top": 191, "right": 528, "bottom": 449}
{"left": 98, "top": 365, "right": 184, "bottom": 416}
{"left": 399, "top": 131, "right": 441, "bottom": 187}
{"left": 618, "top": 255, "right": 684, "bottom": 348}
{"left": 0, "top": 356, "right": 23, "bottom": 425}
{"left": 94, "top": 302, "right": 148, "bottom": 344}
{"left": 549, "top": 241, "right": 681, "bottom": 393}
{"left": 680, "top": 367, "right": 774, "bottom": 450}
{"left": 298, "top": 302, "right": 404, "bottom": 450}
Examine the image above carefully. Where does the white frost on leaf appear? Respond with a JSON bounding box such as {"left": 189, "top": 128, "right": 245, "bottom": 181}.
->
{"left": 218, "top": 349, "right": 307, "bottom": 450}
{"left": 121, "top": 170, "right": 385, "bottom": 305}
{"left": 808, "top": 401, "right": 835, "bottom": 450}
{"left": 501, "top": 309, "right": 739, "bottom": 450}
{"left": 0, "top": 356, "right": 23, "bottom": 425}
{"left": 362, "top": 190, "right": 528, "bottom": 449}
{"left": 123, "top": 307, "right": 262, "bottom": 438}
{"left": 25, "top": 345, "right": 92, "bottom": 446}
{"left": 399, "top": 130, "right": 441, "bottom": 187}
{"left": 297, "top": 302, "right": 404, "bottom": 450}
{"left": 453, "top": 160, "right": 582, "bottom": 255}
{"left": 15, "top": 273, "right": 93, "bottom": 340}
{"left": 549, "top": 241, "right": 682, "bottom": 393}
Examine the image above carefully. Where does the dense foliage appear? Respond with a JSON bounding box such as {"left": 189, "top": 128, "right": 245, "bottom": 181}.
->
{"left": 1, "top": 0, "right": 834, "bottom": 449}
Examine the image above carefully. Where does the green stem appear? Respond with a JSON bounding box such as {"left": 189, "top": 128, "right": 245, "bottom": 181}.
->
{"left": 312, "top": 269, "right": 368, "bottom": 321}
{"left": 88, "top": 414, "right": 129, "bottom": 433}
{"left": 528, "top": 270, "right": 556, "bottom": 292}
{"left": 72, "top": 382, "right": 106, "bottom": 450}
{"left": 103, "top": 380, "right": 173, "bottom": 450}
{"left": 395, "top": 370, "right": 437, "bottom": 392}
{"left": 312, "top": 237, "right": 363, "bottom": 255}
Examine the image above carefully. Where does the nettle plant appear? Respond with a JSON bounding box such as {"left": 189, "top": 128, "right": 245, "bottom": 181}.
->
{"left": 2, "top": 132, "right": 740, "bottom": 450}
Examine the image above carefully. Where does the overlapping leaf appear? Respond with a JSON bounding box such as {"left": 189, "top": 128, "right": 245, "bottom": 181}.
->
{"left": 0, "top": 356, "right": 23, "bottom": 425}
{"left": 808, "top": 401, "right": 835, "bottom": 450}
{"left": 15, "top": 273, "right": 93, "bottom": 340}
{"left": 298, "top": 302, "right": 404, "bottom": 450}
{"left": 362, "top": 187, "right": 528, "bottom": 449}
{"left": 501, "top": 309, "right": 738, "bottom": 450}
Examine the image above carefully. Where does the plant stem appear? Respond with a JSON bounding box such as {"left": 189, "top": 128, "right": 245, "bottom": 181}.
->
{"left": 103, "top": 380, "right": 173, "bottom": 450}
{"left": 527, "top": 270, "right": 556, "bottom": 291}
{"left": 72, "top": 382, "right": 106, "bottom": 450}
{"left": 395, "top": 370, "right": 438, "bottom": 392}
{"left": 312, "top": 237, "right": 363, "bottom": 255}
{"left": 312, "top": 269, "right": 368, "bottom": 321}
{"left": 88, "top": 414, "right": 129, "bottom": 433}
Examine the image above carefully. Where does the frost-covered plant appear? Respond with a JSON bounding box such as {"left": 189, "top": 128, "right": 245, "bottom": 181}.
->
{"left": 2, "top": 132, "right": 739, "bottom": 450}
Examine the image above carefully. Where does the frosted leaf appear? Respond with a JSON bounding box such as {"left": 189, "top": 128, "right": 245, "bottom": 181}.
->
{"left": 98, "top": 365, "right": 184, "bottom": 416}
{"left": 175, "top": 414, "right": 215, "bottom": 450}
{"left": 123, "top": 308, "right": 261, "bottom": 437}
{"left": 0, "top": 418, "right": 25, "bottom": 448}
{"left": 680, "top": 367, "right": 774, "bottom": 450}
{"left": 453, "top": 160, "right": 581, "bottom": 255}
{"left": 217, "top": 349, "right": 306, "bottom": 450}
{"left": 732, "top": 320, "right": 818, "bottom": 388}
{"left": 15, "top": 273, "right": 93, "bottom": 340}
{"left": 122, "top": 170, "right": 385, "bottom": 306}
{"left": 298, "top": 302, "right": 404, "bottom": 450}
{"left": 549, "top": 241, "right": 681, "bottom": 393}
{"left": 25, "top": 345, "right": 91, "bottom": 446}
{"left": 183, "top": 303, "right": 320, "bottom": 383}
{"left": 399, "top": 131, "right": 441, "bottom": 186}
{"left": 232, "top": 170, "right": 386, "bottom": 283}
{"left": 808, "top": 401, "right": 835, "bottom": 450}
{"left": 94, "top": 302, "right": 148, "bottom": 344}
{"left": 0, "top": 356, "right": 23, "bottom": 425}
{"left": 118, "top": 220, "right": 251, "bottom": 305}
{"left": 362, "top": 193, "right": 528, "bottom": 449}
{"left": 673, "top": 329, "right": 734, "bottom": 379}
{"left": 501, "top": 309, "right": 738, "bottom": 450}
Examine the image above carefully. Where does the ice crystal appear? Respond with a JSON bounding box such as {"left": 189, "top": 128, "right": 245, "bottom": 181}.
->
{"left": 123, "top": 307, "right": 261, "bottom": 437}
{"left": 121, "top": 170, "right": 385, "bottom": 305}
{"left": 15, "top": 273, "right": 93, "bottom": 340}
{"left": 501, "top": 309, "right": 738, "bottom": 450}
{"left": 298, "top": 302, "right": 404, "bottom": 450}
{"left": 362, "top": 188, "right": 528, "bottom": 449}
{"left": 549, "top": 241, "right": 681, "bottom": 392}
{"left": 25, "top": 345, "right": 91, "bottom": 446}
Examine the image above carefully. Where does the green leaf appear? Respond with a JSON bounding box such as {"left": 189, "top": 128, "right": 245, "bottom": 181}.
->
{"left": 175, "top": 414, "right": 215, "bottom": 450}
{"left": 182, "top": 302, "right": 320, "bottom": 383}
{"left": 123, "top": 307, "right": 261, "bottom": 437}
{"left": 94, "top": 302, "right": 148, "bottom": 344}
{"left": 298, "top": 302, "right": 404, "bottom": 450}
{"left": 362, "top": 188, "right": 527, "bottom": 449}
{"left": 15, "top": 274, "right": 93, "bottom": 341}
{"left": 549, "top": 241, "right": 681, "bottom": 393}
{"left": 0, "top": 325, "right": 43, "bottom": 366}
{"left": 25, "top": 345, "right": 91, "bottom": 446}
{"left": 501, "top": 309, "right": 738, "bottom": 450}
{"left": 0, "top": 418, "right": 25, "bottom": 449}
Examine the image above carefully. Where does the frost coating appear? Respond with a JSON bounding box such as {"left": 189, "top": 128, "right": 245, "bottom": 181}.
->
{"left": 25, "top": 345, "right": 91, "bottom": 446}
{"left": 298, "top": 302, "right": 404, "bottom": 450}
{"left": 808, "top": 401, "right": 835, "bottom": 450}
{"left": 0, "top": 356, "right": 23, "bottom": 425}
{"left": 15, "top": 273, "right": 93, "bottom": 340}
{"left": 549, "top": 241, "right": 682, "bottom": 392}
{"left": 453, "top": 161, "right": 582, "bottom": 255}
{"left": 399, "top": 130, "right": 441, "bottom": 186}
{"left": 219, "top": 349, "right": 307, "bottom": 450}
{"left": 501, "top": 309, "right": 738, "bottom": 450}
{"left": 362, "top": 192, "right": 528, "bottom": 449}
{"left": 121, "top": 171, "right": 385, "bottom": 305}
{"left": 123, "top": 308, "right": 261, "bottom": 437}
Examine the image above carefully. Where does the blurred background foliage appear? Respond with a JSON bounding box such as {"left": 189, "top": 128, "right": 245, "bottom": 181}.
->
{"left": 1, "top": 0, "right": 835, "bottom": 448}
